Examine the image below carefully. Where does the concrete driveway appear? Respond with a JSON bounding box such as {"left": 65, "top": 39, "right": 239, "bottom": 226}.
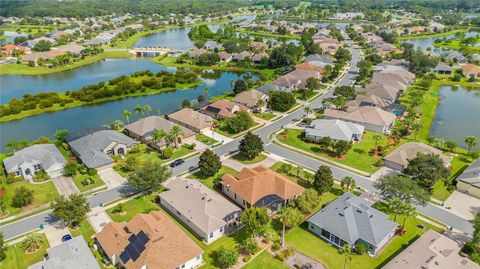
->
{"left": 88, "top": 211, "right": 112, "bottom": 232}
{"left": 52, "top": 176, "right": 79, "bottom": 196}
{"left": 98, "top": 168, "right": 126, "bottom": 189}
{"left": 444, "top": 191, "right": 480, "bottom": 220}
{"left": 43, "top": 222, "right": 70, "bottom": 247}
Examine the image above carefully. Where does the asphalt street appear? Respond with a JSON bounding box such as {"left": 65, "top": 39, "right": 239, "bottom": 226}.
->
{"left": 1, "top": 40, "right": 473, "bottom": 240}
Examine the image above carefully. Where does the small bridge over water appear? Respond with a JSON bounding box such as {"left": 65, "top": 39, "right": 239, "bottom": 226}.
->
{"left": 128, "top": 47, "right": 171, "bottom": 56}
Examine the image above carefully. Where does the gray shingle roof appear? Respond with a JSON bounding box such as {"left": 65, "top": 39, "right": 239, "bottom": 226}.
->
{"left": 456, "top": 157, "right": 480, "bottom": 189}
{"left": 308, "top": 193, "right": 398, "bottom": 246}
{"left": 306, "top": 119, "right": 364, "bottom": 141}
{"left": 3, "top": 144, "right": 66, "bottom": 173}
{"left": 28, "top": 236, "right": 100, "bottom": 269}
{"left": 68, "top": 129, "right": 136, "bottom": 168}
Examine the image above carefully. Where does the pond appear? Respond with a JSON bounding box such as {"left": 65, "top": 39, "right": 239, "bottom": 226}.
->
{"left": 430, "top": 85, "right": 480, "bottom": 149}
{"left": 403, "top": 31, "right": 478, "bottom": 52}
{"left": 0, "top": 70, "right": 258, "bottom": 151}
{"left": 1, "top": 58, "right": 174, "bottom": 101}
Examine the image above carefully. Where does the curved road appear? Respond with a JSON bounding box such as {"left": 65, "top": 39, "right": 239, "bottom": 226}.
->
{"left": 1, "top": 40, "right": 473, "bottom": 240}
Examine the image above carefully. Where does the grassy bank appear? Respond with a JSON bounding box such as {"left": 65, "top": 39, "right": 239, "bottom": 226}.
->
{"left": 0, "top": 51, "right": 132, "bottom": 75}
{"left": 154, "top": 56, "right": 276, "bottom": 80}
{"left": 397, "top": 29, "right": 466, "bottom": 40}
{"left": 235, "top": 28, "right": 300, "bottom": 39}
{"left": 0, "top": 78, "right": 200, "bottom": 123}
{"left": 433, "top": 39, "right": 480, "bottom": 53}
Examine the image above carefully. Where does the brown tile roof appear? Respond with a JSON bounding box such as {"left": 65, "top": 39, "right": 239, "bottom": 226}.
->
{"left": 383, "top": 142, "right": 451, "bottom": 168}
{"left": 217, "top": 51, "right": 232, "bottom": 60}
{"left": 233, "top": 90, "right": 266, "bottom": 108}
{"left": 168, "top": 108, "right": 213, "bottom": 130}
{"left": 202, "top": 100, "right": 249, "bottom": 118}
{"left": 324, "top": 106, "right": 396, "bottom": 127}
{"left": 295, "top": 62, "right": 325, "bottom": 74}
{"left": 461, "top": 64, "right": 480, "bottom": 75}
{"left": 95, "top": 211, "right": 203, "bottom": 269}
{"left": 221, "top": 165, "right": 305, "bottom": 205}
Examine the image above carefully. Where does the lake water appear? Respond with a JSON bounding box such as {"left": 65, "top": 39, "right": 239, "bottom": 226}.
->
{"left": 430, "top": 85, "right": 480, "bottom": 149}
{"left": 0, "top": 70, "right": 258, "bottom": 151}
{"left": 404, "top": 31, "right": 478, "bottom": 52}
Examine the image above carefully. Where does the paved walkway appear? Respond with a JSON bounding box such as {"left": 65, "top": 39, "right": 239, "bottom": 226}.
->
{"left": 43, "top": 222, "right": 70, "bottom": 247}
{"left": 201, "top": 129, "right": 233, "bottom": 143}
{"left": 98, "top": 168, "right": 126, "bottom": 189}
{"left": 285, "top": 251, "right": 327, "bottom": 269}
{"left": 87, "top": 211, "right": 112, "bottom": 233}
{"left": 52, "top": 176, "right": 79, "bottom": 197}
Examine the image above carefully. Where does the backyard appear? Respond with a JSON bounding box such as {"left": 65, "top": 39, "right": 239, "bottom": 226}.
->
{"left": 277, "top": 129, "right": 404, "bottom": 174}
{"left": 243, "top": 251, "right": 288, "bottom": 269}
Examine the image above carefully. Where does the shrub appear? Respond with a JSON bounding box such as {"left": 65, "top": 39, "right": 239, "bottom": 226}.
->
{"left": 6, "top": 173, "right": 22, "bottom": 184}
{"left": 63, "top": 162, "right": 77, "bottom": 176}
{"left": 355, "top": 243, "right": 367, "bottom": 255}
{"left": 34, "top": 171, "right": 49, "bottom": 182}
{"left": 81, "top": 177, "right": 94, "bottom": 186}
{"left": 271, "top": 242, "right": 281, "bottom": 252}
{"left": 242, "top": 255, "right": 251, "bottom": 262}
{"left": 213, "top": 247, "right": 238, "bottom": 269}
{"left": 283, "top": 248, "right": 294, "bottom": 258}
{"left": 11, "top": 186, "right": 34, "bottom": 208}
{"left": 161, "top": 147, "right": 174, "bottom": 159}
{"left": 374, "top": 159, "right": 384, "bottom": 167}
{"left": 87, "top": 168, "right": 97, "bottom": 176}
{"left": 239, "top": 238, "right": 258, "bottom": 255}
{"left": 275, "top": 252, "right": 285, "bottom": 261}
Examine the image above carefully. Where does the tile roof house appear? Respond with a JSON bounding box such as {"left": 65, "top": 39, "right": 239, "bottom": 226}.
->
{"left": 295, "top": 62, "right": 325, "bottom": 73}
{"left": 124, "top": 116, "right": 195, "bottom": 149}
{"left": 95, "top": 211, "right": 204, "bottom": 269}
{"left": 382, "top": 230, "right": 479, "bottom": 269}
{"left": 456, "top": 158, "right": 480, "bottom": 199}
{"left": 29, "top": 236, "right": 100, "bottom": 269}
{"left": 221, "top": 165, "right": 305, "bottom": 212}
{"left": 461, "top": 64, "right": 480, "bottom": 79}
{"left": 159, "top": 178, "right": 242, "bottom": 244}
{"left": 272, "top": 69, "right": 322, "bottom": 90}
{"left": 307, "top": 193, "right": 398, "bottom": 255}
{"left": 232, "top": 50, "right": 252, "bottom": 62}
{"left": 3, "top": 144, "right": 67, "bottom": 179}
{"left": 383, "top": 142, "right": 451, "bottom": 171}
{"left": 252, "top": 52, "right": 269, "bottom": 63}
{"left": 22, "top": 50, "right": 65, "bottom": 65}
{"left": 66, "top": 128, "right": 137, "bottom": 169}
{"left": 188, "top": 48, "right": 208, "bottom": 58}
{"left": 306, "top": 119, "right": 365, "bottom": 142}
{"left": 359, "top": 83, "right": 402, "bottom": 103}
{"left": 168, "top": 108, "right": 214, "bottom": 133}
{"left": 304, "top": 54, "right": 334, "bottom": 67}
{"left": 54, "top": 43, "right": 86, "bottom": 54}
{"left": 250, "top": 41, "right": 267, "bottom": 51}
{"left": 217, "top": 51, "right": 232, "bottom": 62}
{"left": 1, "top": 44, "right": 30, "bottom": 55}
{"left": 232, "top": 89, "right": 268, "bottom": 112}
{"left": 346, "top": 94, "right": 392, "bottom": 109}
{"left": 323, "top": 106, "right": 396, "bottom": 134}
{"left": 204, "top": 40, "right": 223, "bottom": 50}
{"left": 256, "top": 83, "right": 291, "bottom": 95}
{"left": 201, "top": 99, "right": 250, "bottom": 119}
{"left": 433, "top": 62, "right": 454, "bottom": 75}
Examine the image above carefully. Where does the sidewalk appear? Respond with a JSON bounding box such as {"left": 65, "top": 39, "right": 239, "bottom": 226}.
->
{"left": 222, "top": 153, "right": 283, "bottom": 171}
{"left": 201, "top": 129, "right": 233, "bottom": 143}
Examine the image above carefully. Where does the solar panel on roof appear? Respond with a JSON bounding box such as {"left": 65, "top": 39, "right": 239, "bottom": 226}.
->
{"left": 119, "top": 251, "right": 130, "bottom": 264}
{"left": 137, "top": 231, "right": 150, "bottom": 245}
{"left": 131, "top": 236, "right": 146, "bottom": 253}
{"left": 126, "top": 244, "right": 140, "bottom": 261}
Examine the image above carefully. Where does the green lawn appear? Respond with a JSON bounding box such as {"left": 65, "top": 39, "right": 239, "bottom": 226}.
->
{"left": 253, "top": 112, "right": 277, "bottom": 120}
{"left": 69, "top": 219, "right": 96, "bottom": 240}
{"left": 433, "top": 39, "right": 480, "bottom": 53}
{"left": 3, "top": 181, "right": 60, "bottom": 216}
{"left": 243, "top": 251, "right": 288, "bottom": 269}
{"left": 0, "top": 233, "right": 49, "bottom": 269}
{"left": 432, "top": 180, "right": 454, "bottom": 202}
{"left": 107, "top": 194, "right": 162, "bottom": 222}
{"left": 216, "top": 121, "right": 259, "bottom": 138}
{"left": 286, "top": 208, "right": 443, "bottom": 269}
{"left": 231, "top": 153, "right": 267, "bottom": 165}
{"left": 196, "top": 133, "right": 218, "bottom": 145}
{"left": 72, "top": 174, "right": 105, "bottom": 193}
{"left": 188, "top": 166, "right": 238, "bottom": 190}
{"left": 277, "top": 129, "right": 404, "bottom": 174}
{"left": 168, "top": 146, "right": 195, "bottom": 161}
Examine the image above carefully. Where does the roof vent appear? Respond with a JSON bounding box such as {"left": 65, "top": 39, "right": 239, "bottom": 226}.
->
{"left": 202, "top": 197, "right": 205, "bottom": 200}
{"left": 356, "top": 210, "right": 362, "bottom": 214}
{"left": 339, "top": 213, "right": 344, "bottom": 217}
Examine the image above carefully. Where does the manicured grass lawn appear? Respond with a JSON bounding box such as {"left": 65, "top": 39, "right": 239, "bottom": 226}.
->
{"left": 286, "top": 208, "right": 443, "bottom": 269}
{"left": 434, "top": 39, "right": 480, "bottom": 53}
{"left": 216, "top": 121, "right": 260, "bottom": 138}
{"left": 0, "top": 51, "right": 133, "bottom": 75}
{"left": 231, "top": 153, "right": 267, "bottom": 164}
{"left": 0, "top": 233, "right": 49, "bottom": 269}
{"left": 253, "top": 112, "right": 276, "bottom": 120}
{"left": 3, "top": 181, "right": 60, "bottom": 216}
{"left": 243, "top": 251, "right": 288, "bottom": 269}
{"left": 69, "top": 219, "right": 96, "bottom": 240}
{"left": 107, "top": 194, "right": 161, "bottom": 222}
{"left": 432, "top": 180, "right": 454, "bottom": 201}
{"left": 196, "top": 133, "right": 218, "bottom": 145}
{"left": 188, "top": 166, "right": 238, "bottom": 190}
{"left": 72, "top": 174, "right": 105, "bottom": 193}
{"left": 277, "top": 129, "right": 404, "bottom": 174}
{"left": 168, "top": 146, "right": 195, "bottom": 161}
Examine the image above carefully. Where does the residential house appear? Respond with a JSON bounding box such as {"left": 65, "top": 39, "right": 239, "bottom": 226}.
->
{"left": 433, "top": 62, "right": 454, "bottom": 75}
{"left": 444, "top": 50, "right": 467, "bottom": 64}
{"left": 204, "top": 40, "right": 223, "bottom": 50}
{"left": 358, "top": 84, "right": 401, "bottom": 103}
{"left": 95, "top": 211, "right": 204, "bottom": 269}
{"left": 456, "top": 158, "right": 480, "bottom": 198}
{"left": 461, "top": 64, "right": 480, "bottom": 79}
{"left": 168, "top": 108, "right": 214, "bottom": 133}
{"left": 54, "top": 43, "right": 86, "bottom": 55}
{"left": 307, "top": 193, "right": 398, "bottom": 255}
{"left": 159, "top": 178, "right": 242, "bottom": 244}
{"left": 66, "top": 127, "right": 137, "bottom": 169}
{"left": 304, "top": 54, "right": 334, "bottom": 67}
{"left": 3, "top": 144, "right": 67, "bottom": 178}
{"left": 1, "top": 44, "right": 30, "bottom": 55}
{"left": 250, "top": 41, "right": 267, "bottom": 51}
{"left": 295, "top": 62, "right": 325, "bottom": 74}
{"left": 346, "top": 94, "right": 406, "bottom": 116}
{"left": 272, "top": 69, "right": 322, "bottom": 90}
{"left": 220, "top": 165, "right": 305, "bottom": 212}
{"left": 201, "top": 99, "right": 249, "bottom": 119}
{"left": 22, "top": 50, "right": 65, "bottom": 65}
{"left": 323, "top": 106, "right": 397, "bottom": 134}
{"left": 232, "top": 89, "right": 268, "bottom": 113}
{"left": 29, "top": 236, "right": 100, "bottom": 269}
{"left": 124, "top": 116, "right": 195, "bottom": 150}
{"left": 188, "top": 48, "right": 208, "bottom": 58}
{"left": 383, "top": 142, "right": 451, "bottom": 171}
{"left": 330, "top": 12, "right": 364, "bottom": 20}
{"left": 256, "top": 83, "right": 291, "bottom": 95}
{"left": 382, "top": 230, "right": 479, "bottom": 269}
{"left": 232, "top": 50, "right": 252, "bottom": 62}
{"left": 50, "top": 30, "right": 69, "bottom": 40}
{"left": 252, "top": 52, "right": 269, "bottom": 63}
{"left": 217, "top": 51, "right": 232, "bottom": 62}
{"left": 21, "top": 37, "right": 56, "bottom": 48}
{"left": 305, "top": 119, "right": 365, "bottom": 142}
{"left": 315, "top": 38, "right": 340, "bottom": 55}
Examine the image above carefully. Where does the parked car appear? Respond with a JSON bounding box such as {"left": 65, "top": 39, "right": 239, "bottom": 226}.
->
{"left": 170, "top": 159, "right": 185, "bottom": 167}
{"left": 61, "top": 234, "right": 72, "bottom": 242}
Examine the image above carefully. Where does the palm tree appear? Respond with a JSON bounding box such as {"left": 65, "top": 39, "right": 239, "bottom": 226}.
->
{"left": 304, "top": 106, "right": 312, "bottom": 118}
{"left": 465, "top": 136, "right": 478, "bottom": 156}
{"left": 169, "top": 125, "right": 184, "bottom": 149}
{"left": 143, "top": 105, "right": 152, "bottom": 116}
{"left": 373, "top": 135, "right": 382, "bottom": 155}
{"left": 134, "top": 104, "right": 143, "bottom": 119}
{"left": 412, "top": 123, "right": 422, "bottom": 139}
{"left": 277, "top": 206, "right": 294, "bottom": 248}
{"left": 256, "top": 99, "right": 266, "bottom": 111}
{"left": 111, "top": 120, "right": 125, "bottom": 130}
{"left": 152, "top": 129, "right": 167, "bottom": 151}
{"left": 21, "top": 233, "right": 43, "bottom": 253}
{"left": 401, "top": 203, "right": 416, "bottom": 227}
{"left": 339, "top": 244, "right": 353, "bottom": 269}
{"left": 123, "top": 110, "right": 132, "bottom": 124}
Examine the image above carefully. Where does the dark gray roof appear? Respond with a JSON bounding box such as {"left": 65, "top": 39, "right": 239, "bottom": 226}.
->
{"left": 28, "top": 236, "right": 100, "bottom": 269}
{"left": 3, "top": 144, "right": 66, "bottom": 173}
{"left": 68, "top": 129, "right": 137, "bottom": 168}
{"left": 307, "top": 193, "right": 398, "bottom": 246}
{"left": 256, "top": 83, "right": 290, "bottom": 95}
{"left": 457, "top": 158, "right": 480, "bottom": 189}
{"left": 304, "top": 54, "right": 334, "bottom": 65}
{"left": 433, "top": 62, "right": 454, "bottom": 72}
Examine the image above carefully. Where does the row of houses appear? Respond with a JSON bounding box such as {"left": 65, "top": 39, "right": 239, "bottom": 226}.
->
{"left": 362, "top": 32, "right": 400, "bottom": 57}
